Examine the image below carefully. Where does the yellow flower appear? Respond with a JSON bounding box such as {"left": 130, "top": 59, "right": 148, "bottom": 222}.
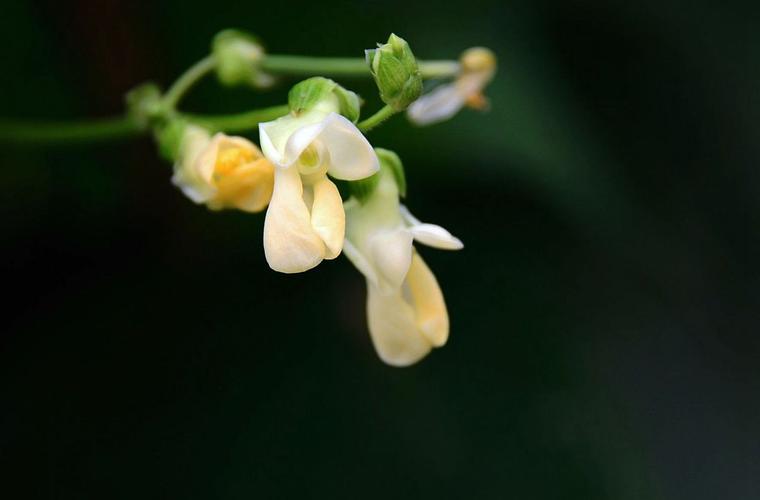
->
{"left": 407, "top": 47, "right": 497, "bottom": 125}
{"left": 172, "top": 126, "right": 274, "bottom": 213}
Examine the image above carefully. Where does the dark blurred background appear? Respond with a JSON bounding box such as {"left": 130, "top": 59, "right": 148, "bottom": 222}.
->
{"left": 1, "top": 0, "right": 758, "bottom": 498}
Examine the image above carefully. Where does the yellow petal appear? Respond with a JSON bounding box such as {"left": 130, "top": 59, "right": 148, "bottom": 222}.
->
{"left": 310, "top": 177, "right": 345, "bottom": 259}
{"left": 210, "top": 158, "right": 274, "bottom": 213}
{"left": 405, "top": 252, "right": 449, "bottom": 347}
{"left": 263, "top": 166, "right": 325, "bottom": 273}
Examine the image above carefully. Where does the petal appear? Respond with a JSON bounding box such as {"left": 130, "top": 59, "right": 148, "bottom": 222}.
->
{"left": 399, "top": 205, "right": 463, "bottom": 250}
{"left": 369, "top": 228, "right": 413, "bottom": 292}
{"left": 263, "top": 166, "right": 325, "bottom": 273}
{"left": 406, "top": 252, "right": 449, "bottom": 347}
{"left": 409, "top": 224, "right": 464, "bottom": 250}
{"left": 259, "top": 110, "right": 326, "bottom": 167}
{"left": 406, "top": 83, "right": 466, "bottom": 126}
{"left": 172, "top": 167, "right": 212, "bottom": 204}
{"left": 210, "top": 158, "right": 274, "bottom": 213}
{"left": 366, "top": 282, "right": 433, "bottom": 367}
{"left": 319, "top": 113, "right": 379, "bottom": 180}
{"left": 310, "top": 177, "right": 345, "bottom": 259}
{"left": 172, "top": 126, "right": 214, "bottom": 203}
{"left": 197, "top": 133, "right": 259, "bottom": 184}
{"left": 342, "top": 237, "right": 380, "bottom": 286}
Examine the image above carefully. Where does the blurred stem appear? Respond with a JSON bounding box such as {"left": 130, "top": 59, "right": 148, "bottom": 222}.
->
{"left": 163, "top": 55, "right": 217, "bottom": 109}
{"left": 261, "top": 55, "right": 460, "bottom": 79}
{"left": 183, "top": 105, "right": 290, "bottom": 133}
{"left": 358, "top": 105, "right": 397, "bottom": 132}
{"left": 0, "top": 116, "right": 141, "bottom": 144}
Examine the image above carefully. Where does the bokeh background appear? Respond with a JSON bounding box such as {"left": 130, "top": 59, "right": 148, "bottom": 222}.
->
{"left": 2, "top": 0, "right": 758, "bottom": 498}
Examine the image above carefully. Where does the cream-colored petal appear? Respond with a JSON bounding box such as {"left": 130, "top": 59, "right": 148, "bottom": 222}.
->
{"left": 310, "top": 177, "right": 345, "bottom": 259}
{"left": 366, "top": 282, "right": 433, "bottom": 367}
{"left": 399, "top": 205, "right": 463, "bottom": 250}
{"left": 406, "top": 253, "right": 449, "bottom": 347}
{"left": 368, "top": 228, "right": 414, "bottom": 292}
{"left": 409, "top": 224, "right": 463, "bottom": 250}
{"left": 172, "top": 126, "right": 214, "bottom": 203}
{"left": 406, "top": 83, "right": 466, "bottom": 126}
{"left": 263, "top": 166, "right": 325, "bottom": 273}
{"left": 259, "top": 110, "right": 327, "bottom": 167}
{"left": 320, "top": 113, "right": 379, "bottom": 180}
{"left": 342, "top": 238, "right": 380, "bottom": 286}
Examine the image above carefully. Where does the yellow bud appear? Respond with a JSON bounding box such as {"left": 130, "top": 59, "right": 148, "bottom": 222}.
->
{"left": 173, "top": 130, "right": 275, "bottom": 213}
{"left": 460, "top": 47, "right": 497, "bottom": 73}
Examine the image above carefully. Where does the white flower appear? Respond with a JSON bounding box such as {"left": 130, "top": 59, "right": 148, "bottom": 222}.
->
{"left": 343, "top": 164, "right": 462, "bottom": 366}
{"left": 259, "top": 99, "right": 379, "bottom": 274}
{"left": 407, "top": 47, "right": 496, "bottom": 126}
{"left": 172, "top": 126, "right": 274, "bottom": 213}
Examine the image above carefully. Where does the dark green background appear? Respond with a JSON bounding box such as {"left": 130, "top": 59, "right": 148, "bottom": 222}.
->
{"left": 1, "top": 1, "right": 758, "bottom": 498}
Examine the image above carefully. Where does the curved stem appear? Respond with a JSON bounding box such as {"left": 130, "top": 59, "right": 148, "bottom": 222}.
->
{"left": 261, "top": 55, "right": 459, "bottom": 80}
{"left": 0, "top": 116, "right": 141, "bottom": 144}
{"left": 0, "top": 53, "right": 461, "bottom": 145}
{"left": 163, "top": 55, "right": 217, "bottom": 109}
{"left": 183, "top": 104, "right": 290, "bottom": 133}
{"left": 358, "top": 105, "right": 397, "bottom": 132}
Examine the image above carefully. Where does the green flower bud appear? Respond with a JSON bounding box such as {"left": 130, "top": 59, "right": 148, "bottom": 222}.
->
{"left": 212, "top": 29, "right": 273, "bottom": 89}
{"left": 366, "top": 34, "right": 422, "bottom": 111}
{"left": 125, "top": 82, "right": 164, "bottom": 129}
{"left": 288, "top": 77, "right": 361, "bottom": 122}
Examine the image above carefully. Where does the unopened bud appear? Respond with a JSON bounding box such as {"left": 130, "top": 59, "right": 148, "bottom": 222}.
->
{"left": 212, "top": 29, "right": 273, "bottom": 89}
{"left": 365, "top": 34, "right": 422, "bottom": 111}
{"left": 125, "top": 82, "right": 164, "bottom": 129}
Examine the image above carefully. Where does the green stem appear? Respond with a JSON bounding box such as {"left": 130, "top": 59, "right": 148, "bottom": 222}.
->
{"left": 418, "top": 60, "right": 461, "bottom": 79}
{"left": 261, "top": 55, "right": 459, "bottom": 79}
{"left": 358, "top": 105, "right": 397, "bottom": 132}
{"left": 0, "top": 52, "right": 461, "bottom": 145}
{"left": 163, "top": 55, "right": 217, "bottom": 109}
{"left": 183, "top": 104, "right": 290, "bottom": 133}
{"left": 0, "top": 116, "right": 141, "bottom": 144}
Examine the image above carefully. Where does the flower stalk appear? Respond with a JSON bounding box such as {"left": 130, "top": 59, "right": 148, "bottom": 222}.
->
{"left": 0, "top": 30, "right": 497, "bottom": 367}
{"left": 0, "top": 52, "right": 464, "bottom": 145}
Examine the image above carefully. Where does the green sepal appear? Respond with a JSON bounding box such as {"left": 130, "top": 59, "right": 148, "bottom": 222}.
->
{"left": 288, "top": 77, "right": 361, "bottom": 121}
{"left": 333, "top": 86, "right": 361, "bottom": 123}
{"left": 154, "top": 118, "right": 189, "bottom": 163}
{"left": 288, "top": 77, "right": 335, "bottom": 114}
{"left": 376, "top": 148, "right": 406, "bottom": 198}
{"left": 348, "top": 172, "right": 380, "bottom": 203}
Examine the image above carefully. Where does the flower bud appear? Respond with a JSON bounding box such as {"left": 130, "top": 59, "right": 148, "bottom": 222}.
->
{"left": 172, "top": 125, "right": 275, "bottom": 213}
{"left": 125, "top": 82, "right": 164, "bottom": 129}
{"left": 365, "top": 34, "right": 422, "bottom": 111}
{"left": 287, "top": 77, "right": 361, "bottom": 122}
{"left": 212, "top": 29, "right": 273, "bottom": 89}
